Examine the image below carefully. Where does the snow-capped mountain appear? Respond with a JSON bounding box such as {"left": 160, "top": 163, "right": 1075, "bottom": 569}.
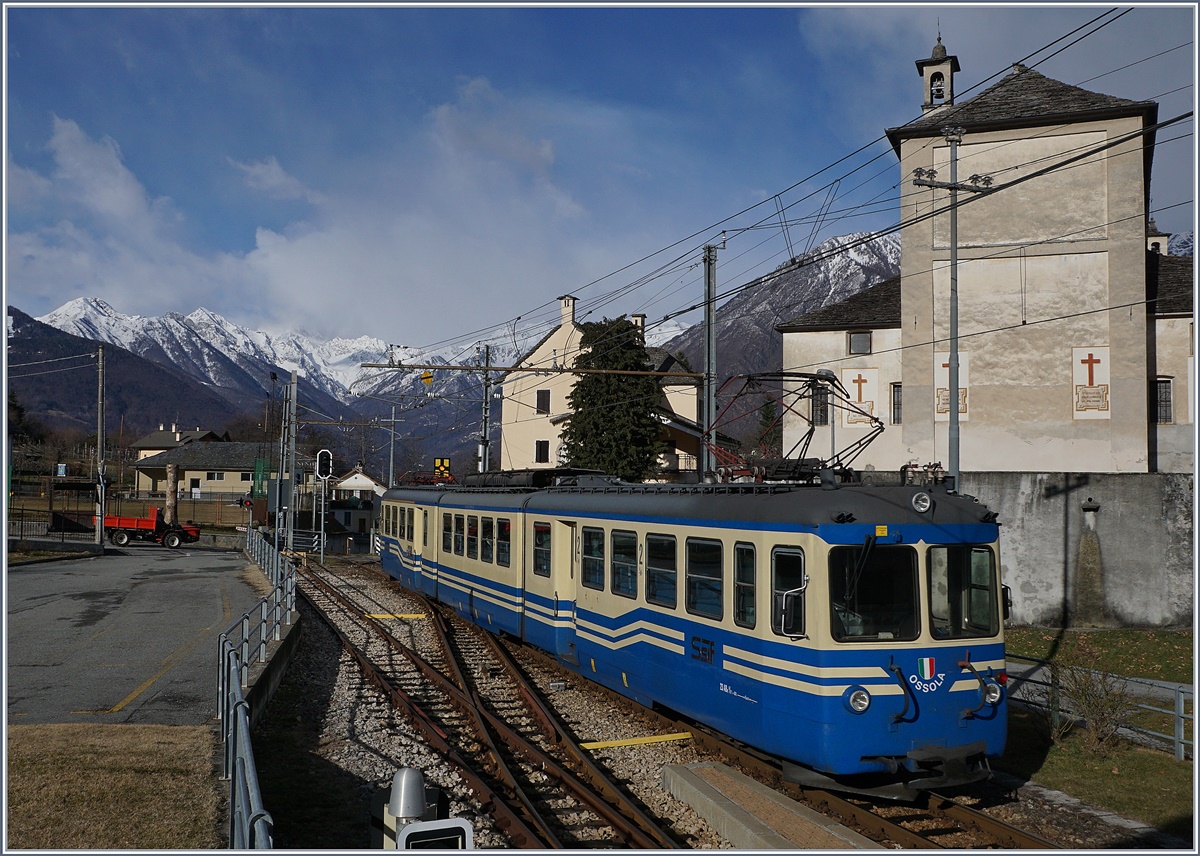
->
{"left": 662, "top": 230, "right": 902, "bottom": 384}
{"left": 38, "top": 299, "right": 393, "bottom": 402}
{"left": 29, "top": 229, "right": 904, "bottom": 468}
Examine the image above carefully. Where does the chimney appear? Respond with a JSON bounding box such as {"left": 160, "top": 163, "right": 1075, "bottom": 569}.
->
{"left": 631, "top": 314, "right": 646, "bottom": 331}
{"left": 559, "top": 295, "right": 577, "bottom": 327}
{"left": 159, "top": 423, "right": 164, "bottom": 431}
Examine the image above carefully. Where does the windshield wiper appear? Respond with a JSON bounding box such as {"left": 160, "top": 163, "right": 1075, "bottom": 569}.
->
{"left": 846, "top": 533, "right": 876, "bottom": 603}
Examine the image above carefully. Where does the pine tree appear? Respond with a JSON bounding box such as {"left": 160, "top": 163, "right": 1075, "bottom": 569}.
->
{"left": 560, "top": 318, "right": 664, "bottom": 481}
{"left": 751, "top": 395, "right": 783, "bottom": 457}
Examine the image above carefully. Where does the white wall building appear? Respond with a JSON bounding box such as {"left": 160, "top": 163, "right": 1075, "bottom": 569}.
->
{"left": 779, "top": 41, "right": 1193, "bottom": 476}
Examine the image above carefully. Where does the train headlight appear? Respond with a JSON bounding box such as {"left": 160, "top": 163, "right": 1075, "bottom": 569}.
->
{"left": 911, "top": 491, "right": 933, "bottom": 513}
{"left": 844, "top": 687, "right": 871, "bottom": 714}
{"left": 984, "top": 682, "right": 1003, "bottom": 705}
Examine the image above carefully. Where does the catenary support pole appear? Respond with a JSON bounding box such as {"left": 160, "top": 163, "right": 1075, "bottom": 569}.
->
{"left": 95, "top": 344, "right": 105, "bottom": 544}
{"left": 702, "top": 244, "right": 718, "bottom": 480}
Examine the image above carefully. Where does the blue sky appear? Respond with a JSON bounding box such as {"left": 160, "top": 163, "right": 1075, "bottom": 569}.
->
{"left": 5, "top": 4, "right": 1195, "bottom": 349}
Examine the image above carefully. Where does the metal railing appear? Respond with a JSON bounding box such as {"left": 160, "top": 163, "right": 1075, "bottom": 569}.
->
{"left": 217, "top": 528, "right": 298, "bottom": 849}
{"left": 1007, "top": 653, "right": 1193, "bottom": 760}
{"left": 1123, "top": 676, "right": 1194, "bottom": 761}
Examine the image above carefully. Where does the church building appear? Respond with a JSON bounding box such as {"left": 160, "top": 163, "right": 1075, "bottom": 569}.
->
{"left": 779, "top": 38, "right": 1193, "bottom": 476}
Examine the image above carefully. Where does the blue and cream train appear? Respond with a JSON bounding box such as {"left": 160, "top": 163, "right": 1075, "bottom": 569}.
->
{"left": 376, "top": 470, "right": 1008, "bottom": 795}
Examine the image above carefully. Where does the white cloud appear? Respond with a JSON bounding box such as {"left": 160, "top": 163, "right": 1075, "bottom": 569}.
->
{"left": 229, "top": 155, "right": 324, "bottom": 204}
{"left": 6, "top": 118, "right": 263, "bottom": 323}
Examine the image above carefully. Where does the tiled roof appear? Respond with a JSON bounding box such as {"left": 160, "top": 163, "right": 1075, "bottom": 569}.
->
{"left": 1149, "top": 253, "right": 1194, "bottom": 316}
{"left": 775, "top": 276, "right": 901, "bottom": 332}
{"left": 131, "top": 429, "right": 225, "bottom": 450}
{"left": 135, "top": 441, "right": 307, "bottom": 470}
{"left": 886, "top": 64, "right": 1157, "bottom": 151}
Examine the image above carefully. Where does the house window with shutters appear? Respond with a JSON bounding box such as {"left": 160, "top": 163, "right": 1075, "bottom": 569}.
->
{"left": 536, "top": 389, "right": 551, "bottom": 415}
{"left": 534, "top": 440, "right": 550, "bottom": 463}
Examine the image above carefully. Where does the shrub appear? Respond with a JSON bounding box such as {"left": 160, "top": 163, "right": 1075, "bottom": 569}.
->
{"left": 1054, "top": 637, "right": 1136, "bottom": 755}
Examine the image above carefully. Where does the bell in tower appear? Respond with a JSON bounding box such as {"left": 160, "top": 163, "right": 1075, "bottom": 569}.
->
{"left": 915, "top": 35, "right": 960, "bottom": 112}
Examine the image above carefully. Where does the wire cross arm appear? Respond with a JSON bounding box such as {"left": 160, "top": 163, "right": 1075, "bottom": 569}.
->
{"left": 359, "top": 361, "right": 703, "bottom": 378}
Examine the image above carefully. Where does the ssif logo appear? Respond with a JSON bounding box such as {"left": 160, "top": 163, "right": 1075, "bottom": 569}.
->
{"left": 909, "top": 656, "right": 946, "bottom": 693}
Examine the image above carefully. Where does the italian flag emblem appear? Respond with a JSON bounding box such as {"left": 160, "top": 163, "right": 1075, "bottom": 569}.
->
{"left": 917, "top": 657, "right": 936, "bottom": 680}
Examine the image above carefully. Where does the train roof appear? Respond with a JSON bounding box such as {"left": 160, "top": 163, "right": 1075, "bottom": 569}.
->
{"left": 383, "top": 473, "right": 1000, "bottom": 531}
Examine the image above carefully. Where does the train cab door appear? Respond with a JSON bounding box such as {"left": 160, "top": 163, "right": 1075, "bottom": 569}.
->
{"left": 412, "top": 507, "right": 428, "bottom": 594}
{"left": 524, "top": 517, "right": 579, "bottom": 666}
{"left": 425, "top": 506, "right": 445, "bottom": 599}
{"left": 551, "top": 520, "right": 579, "bottom": 666}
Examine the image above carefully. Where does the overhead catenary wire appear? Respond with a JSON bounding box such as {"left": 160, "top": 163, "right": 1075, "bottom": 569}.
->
{"left": 403, "top": 7, "right": 1144, "bottom": 359}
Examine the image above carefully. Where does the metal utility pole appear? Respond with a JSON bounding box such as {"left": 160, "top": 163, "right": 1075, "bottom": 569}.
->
{"left": 702, "top": 244, "right": 718, "bottom": 480}
{"left": 286, "top": 370, "right": 299, "bottom": 552}
{"left": 913, "top": 126, "right": 991, "bottom": 489}
{"left": 388, "top": 404, "right": 396, "bottom": 488}
{"left": 95, "top": 344, "right": 105, "bottom": 545}
{"left": 478, "top": 345, "right": 492, "bottom": 473}
{"left": 946, "top": 128, "right": 961, "bottom": 488}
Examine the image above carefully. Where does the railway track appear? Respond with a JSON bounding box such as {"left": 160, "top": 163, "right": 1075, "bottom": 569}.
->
{"left": 514, "top": 643, "right": 1060, "bottom": 849}
{"left": 298, "top": 557, "right": 1061, "bottom": 849}
{"left": 295, "top": 560, "right": 680, "bottom": 848}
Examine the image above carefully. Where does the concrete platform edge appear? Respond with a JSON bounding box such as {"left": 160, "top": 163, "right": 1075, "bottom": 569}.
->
{"left": 662, "top": 761, "right": 882, "bottom": 849}
{"left": 244, "top": 613, "right": 302, "bottom": 732}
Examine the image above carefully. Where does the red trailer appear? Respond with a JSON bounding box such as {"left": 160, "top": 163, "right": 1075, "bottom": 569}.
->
{"left": 99, "top": 508, "right": 201, "bottom": 548}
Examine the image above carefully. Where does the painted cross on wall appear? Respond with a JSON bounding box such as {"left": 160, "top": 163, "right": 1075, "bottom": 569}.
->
{"left": 934, "top": 352, "right": 970, "bottom": 422}
{"left": 1072, "top": 346, "right": 1111, "bottom": 420}
{"left": 840, "top": 368, "right": 879, "bottom": 427}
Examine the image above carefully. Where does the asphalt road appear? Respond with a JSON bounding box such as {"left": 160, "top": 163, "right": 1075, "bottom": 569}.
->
{"left": 7, "top": 547, "right": 264, "bottom": 726}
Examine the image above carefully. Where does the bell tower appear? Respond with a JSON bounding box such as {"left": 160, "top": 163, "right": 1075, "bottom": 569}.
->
{"left": 915, "top": 35, "right": 960, "bottom": 112}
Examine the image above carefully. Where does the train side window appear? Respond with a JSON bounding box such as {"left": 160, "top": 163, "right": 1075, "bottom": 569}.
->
{"left": 611, "top": 530, "right": 637, "bottom": 599}
{"left": 466, "top": 515, "right": 479, "bottom": 559}
{"left": 454, "top": 514, "right": 465, "bottom": 556}
{"left": 928, "top": 546, "right": 999, "bottom": 638}
{"left": 497, "top": 518, "right": 511, "bottom": 567}
{"left": 532, "top": 522, "right": 551, "bottom": 576}
{"left": 406, "top": 507, "right": 414, "bottom": 542}
{"left": 646, "top": 534, "right": 677, "bottom": 608}
{"left": 442, "top": 513, "right": 453, "bottom": 552}
{"left": 771, "top": 547, "right": 806, "bottom": 637}
{"left": 685, "top": 538, "right": 723, "bottom": 620}
{"left": 422, "top": 511, "right": 428, "bottom": 549}
{"left": 481, "top": 517, "right": 494, "bottom": 563}
{"left": 581, "top": 527, "right": 605, "bottom": 590}
{"left": 829, "top": 544, "right": 919, "bottom": 642}
{"left": 734, "top": 543, "right": 756, "bottom": 628}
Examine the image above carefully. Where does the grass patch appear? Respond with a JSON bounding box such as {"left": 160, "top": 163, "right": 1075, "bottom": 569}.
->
{"left": 1006, "top": 627, "right": 1194, "bottom": 684}
{"left": 997, "top": 707, "right": 1193, "bottom": 839}
{"left": 7, "top": 724, "right": 222, "bottom": 849}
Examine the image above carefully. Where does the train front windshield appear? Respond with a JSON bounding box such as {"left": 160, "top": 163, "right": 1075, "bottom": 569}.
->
{"left": 829, "top": 543, "right": 999, "bottom": 642}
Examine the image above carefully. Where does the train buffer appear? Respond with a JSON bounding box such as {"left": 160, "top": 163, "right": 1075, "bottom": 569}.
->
{"left": 663, "top": 762, "right": 882, "bottom": 849}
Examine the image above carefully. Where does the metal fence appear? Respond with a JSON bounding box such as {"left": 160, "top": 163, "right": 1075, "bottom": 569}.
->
{"left": 7, "top": 506, "right": 97, "bottom": 543}
{"left": 1007, "top": 653, "right": 1193, "bottom": 760}
{"left": 217, "top": 528, "right": 298, "bottom": 849}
